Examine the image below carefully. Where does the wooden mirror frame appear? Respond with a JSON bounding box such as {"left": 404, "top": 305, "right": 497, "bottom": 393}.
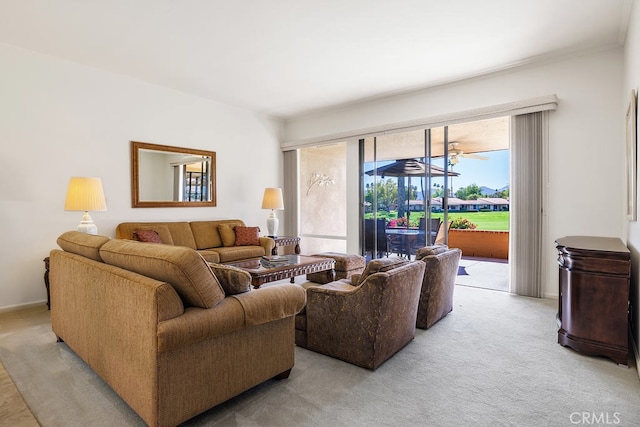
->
{"left": 131, "top": 141, "right": 217, "bottom": 208}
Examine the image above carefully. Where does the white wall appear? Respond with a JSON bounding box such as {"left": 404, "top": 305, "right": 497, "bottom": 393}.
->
{"left": 0, "top": 43, "right": 283, "bottom": 310}
{"left": 624, "top": 0, "right": 640, "bottom": 369}
{"left": 284, "top": 47, "right": 625, "bottom": 298}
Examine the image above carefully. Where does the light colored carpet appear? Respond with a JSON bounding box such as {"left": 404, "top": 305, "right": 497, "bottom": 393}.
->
{"left": 1, "top": 285, "right": 640, "bottom": 427}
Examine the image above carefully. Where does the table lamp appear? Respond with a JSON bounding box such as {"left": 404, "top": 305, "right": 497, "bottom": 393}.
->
{"left": 64, "top": 177, "right": 107, "bottom": 235}
{"left": 261, "top": 187, "right": 284, "bottom": 237}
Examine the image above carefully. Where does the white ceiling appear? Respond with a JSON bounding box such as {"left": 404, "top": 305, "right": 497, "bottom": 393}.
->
{"left": 0, "top": 0, "right": 632, "bottom": 119}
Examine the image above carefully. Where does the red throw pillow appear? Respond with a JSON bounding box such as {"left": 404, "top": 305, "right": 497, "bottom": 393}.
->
{"left": 234, "top": 226, "right": 260, "bottom": 246}
{"left": 133, "top": 229, "right": 163, "bottom": 244}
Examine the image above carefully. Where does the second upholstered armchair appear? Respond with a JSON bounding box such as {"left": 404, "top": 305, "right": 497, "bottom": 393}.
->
{"left": 414, "top": 245, "right": 462, "bottom": 329}
{"left": 296, "top": 258, "right": 426, "bottom": 370}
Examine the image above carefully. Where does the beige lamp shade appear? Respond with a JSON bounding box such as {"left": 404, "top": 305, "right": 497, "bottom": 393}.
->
{"left": 64, "top": 177, "right": 107, "bottom": 235}
{"left": 261, "top": 187, "right": 284, "bottom": 210}
{"left": 261, "top": 187, "right": 284, "bottom": 237}
{"left": 64, "top": 177, "right": 107, "bottom": 211}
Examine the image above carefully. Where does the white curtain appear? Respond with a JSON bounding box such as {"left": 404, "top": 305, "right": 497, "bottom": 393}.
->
{"left": 282, "top": 150, "right": 299, "bottom": 237}
{"left": 509, "top": 111, "right": 547, "bottom": 297}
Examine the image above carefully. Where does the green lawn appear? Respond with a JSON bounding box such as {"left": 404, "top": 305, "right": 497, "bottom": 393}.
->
{"left": 432, "top": 211, "right": 510, "bottom": 231}
{"left": 366, "top": 211, "right": 510, "bottom": 231}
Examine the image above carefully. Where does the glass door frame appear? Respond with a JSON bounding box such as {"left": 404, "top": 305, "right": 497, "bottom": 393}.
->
{"left": 360, "top": 127, "right": 452, "bottom": 259}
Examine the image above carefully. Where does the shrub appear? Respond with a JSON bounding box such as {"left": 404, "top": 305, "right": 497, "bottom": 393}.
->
{"left": 389, "top": 217, "right": 419, "bottom": 228}
{"left": 450, "top": 218, "right": 477, "bottom": 229}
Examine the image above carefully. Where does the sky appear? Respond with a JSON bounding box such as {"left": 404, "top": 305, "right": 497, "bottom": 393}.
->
{"left": 364, "top": 149, "right": 510, "bottom": 194}
{"left": 448, "top": 149, "right": 510, "bottom": 191}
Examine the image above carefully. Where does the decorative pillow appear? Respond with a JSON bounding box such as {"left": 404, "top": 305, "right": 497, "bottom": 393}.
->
{"left": 218, "top": 224, "right": 236, "bottom": 247}
{"left": 208, "top": 264, "right": 252, "bottom": 295}
{"left": 133, "top": 229, "right": 163, "bottom": 244}
{"left": 131, "top": 225, "right": 174, "bottom": 245}
{"left": 235, "top": 226, "right": 260, "bottom": 246}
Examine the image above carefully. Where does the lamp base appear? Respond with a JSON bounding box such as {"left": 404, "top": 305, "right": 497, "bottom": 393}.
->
{"left": 77, "top": 211, "right": 98, "bottom": 235}
{"left": 266, "top": 210, "right": 279, "bottom": 238}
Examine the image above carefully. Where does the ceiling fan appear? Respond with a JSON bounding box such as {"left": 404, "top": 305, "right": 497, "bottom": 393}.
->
{"left": 448, "top": 142, "right": 489, "bottom": 165}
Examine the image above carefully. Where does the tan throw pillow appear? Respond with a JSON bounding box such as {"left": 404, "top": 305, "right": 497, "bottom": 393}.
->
{"left": 218, "top": 224, "right": 236, "bottom": 247}
{"left": 208, "top": 264, "right": 252, "bottom": 295}
{"left": 133, "top": 229, "right": 163, "bottom": 244}
{"left": 235, "top": 226, "right": 260, "bottom": 246}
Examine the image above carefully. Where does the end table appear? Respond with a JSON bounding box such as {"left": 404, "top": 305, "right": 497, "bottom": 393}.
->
{"left": 43, "top": 256, "right": 50, "bottom": 310}
{"left": 271, "top": 236, "right": 301, "bottom": 255}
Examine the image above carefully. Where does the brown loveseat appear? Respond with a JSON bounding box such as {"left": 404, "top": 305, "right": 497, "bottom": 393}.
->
{"left": 115, "top": 219, "right": 274, "bottom": 263}
{"left": 50, "top": 231, "right": 305, "bottom": 427}
{"left": 414, "top": 245, "right": 462, "bottom": 329}
{"left": 295, "top": 258, "right": 426, "bottom": 370}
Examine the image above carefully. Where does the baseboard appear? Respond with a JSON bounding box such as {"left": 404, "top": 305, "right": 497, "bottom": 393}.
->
{"left": 631, "top": 330, "right": 640, "bottom": 380}
{"left": 0, "top": 300, "right": 47, "bottom": 314}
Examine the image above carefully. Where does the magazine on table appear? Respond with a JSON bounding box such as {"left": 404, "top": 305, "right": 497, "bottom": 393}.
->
{"left": 260, "top": 255, "right": 290, "bottom": 267}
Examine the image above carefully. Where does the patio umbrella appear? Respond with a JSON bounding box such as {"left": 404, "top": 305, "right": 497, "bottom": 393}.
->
{"left": 365, "top": 158, "right": 459, "bottom": 178}
{"left": 365, "top": 159, "right": 459, "bottom": 226}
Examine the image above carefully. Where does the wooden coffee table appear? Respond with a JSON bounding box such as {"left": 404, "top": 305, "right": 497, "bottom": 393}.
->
{"left": 223, "top": 255, "right": 335, "bottom": 289}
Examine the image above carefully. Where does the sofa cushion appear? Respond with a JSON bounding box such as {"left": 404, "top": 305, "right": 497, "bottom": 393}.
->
{"left": 190, "top": 220, "right": 246, "bottom": 249}
{"left": 197, "top": 250, "right": 221, "bottom": 264}
{"left": 235, "top": 226, "right": 260, "bottom": 246}
{"left": 208, "top": 264, "right": 252, "bottom": 295}
{"left": 56, "top": 231, "right": 110, "bottom": 262}
{"left": 218, "top": 224, "right": 236, "bottom": 247}
{"left": 99, "top": 239, "right": 225, "bottom": 308}
{"left": 115, "top": 222, "right": 195, "bottom": 249}
{"left": 133, "top": 226, "right": 174, "bottom": 245}
{"left": 213, "top": 246, "right": 266, "bottom": 263}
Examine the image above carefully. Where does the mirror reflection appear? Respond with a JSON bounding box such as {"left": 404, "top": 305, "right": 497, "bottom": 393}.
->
{"left": 131, "top": 141, "right": 217, "bottom": 208}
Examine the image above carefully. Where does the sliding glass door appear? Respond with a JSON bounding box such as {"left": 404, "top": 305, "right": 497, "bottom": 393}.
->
{"left": 361, "top": 128, "right": 453, "bottom": 260}
{"left": 360, "top": 117, "right": 510, "bottom": 261}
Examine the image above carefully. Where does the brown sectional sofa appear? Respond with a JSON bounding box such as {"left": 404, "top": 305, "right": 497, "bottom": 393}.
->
{"left": 115, "top": 219, "right": 275, "bottom": 263}
{"left": 50, "top": 231, "right": 305, "bottom": 427}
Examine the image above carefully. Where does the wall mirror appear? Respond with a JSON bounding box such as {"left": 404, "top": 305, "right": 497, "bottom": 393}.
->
{"left": 131, "top": 141, "right": 216, "bottom": 208}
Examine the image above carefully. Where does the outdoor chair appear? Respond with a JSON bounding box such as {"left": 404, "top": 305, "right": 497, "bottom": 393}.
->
{"left": 364, "top": 218, "right": 388, "bottom": 258}
{"left": 434, "top": 221, "right": 451, "bottom": 245}
{"left": 410, "top": 217, "right": 442, "bottom": 255}
{"left": 387, "top": 233, "right": 405, "bottom": 257}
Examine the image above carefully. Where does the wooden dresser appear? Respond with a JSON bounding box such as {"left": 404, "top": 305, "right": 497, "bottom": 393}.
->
{"left": 555, "top": 236, "right": 630, "bottom": 366}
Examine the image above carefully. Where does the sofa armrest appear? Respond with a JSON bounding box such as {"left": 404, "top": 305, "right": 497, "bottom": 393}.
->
{"left": 157, "top": 298, "right": 246, "bottom": 352}
{"left": 232, "top": 284, "right": 306, "bottom": 326}
{"left": 259, "top": 236, "right": 275, "bottom": 255}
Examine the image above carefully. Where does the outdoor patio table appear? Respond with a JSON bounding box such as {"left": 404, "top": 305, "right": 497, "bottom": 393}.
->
{"left": 385, "top": 228, "right": 424, "bottom": 258}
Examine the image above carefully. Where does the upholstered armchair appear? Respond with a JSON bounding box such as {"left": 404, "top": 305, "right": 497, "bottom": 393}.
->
{"left": 414, "top": 245, "right": 462, "bottom": 329}
{"left": 296, "top": 258, "right": 426, "bottom": 370}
